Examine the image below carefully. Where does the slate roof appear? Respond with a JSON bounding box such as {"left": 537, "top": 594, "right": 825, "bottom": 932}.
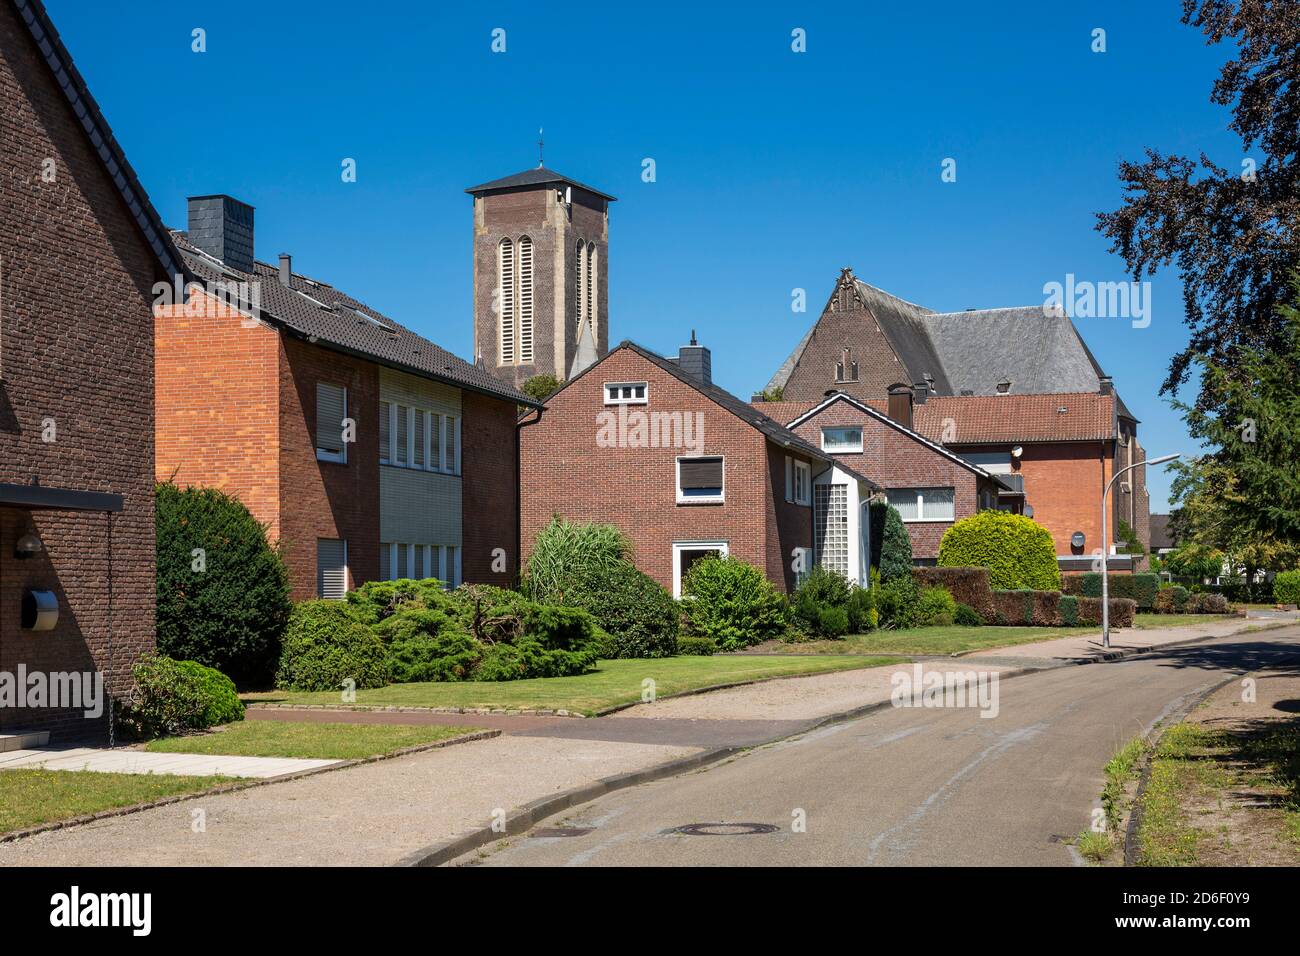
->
{"left": 465, "top": 166, "right": 617, "bottom": 202}
{"left": 171, "top": 232, "right": 539, "bottom": 408}
{"left": 1149, "top": 514, "right": 1175, "bottom": 551}
{"left": 853, "top": 280, "right": 954, "bottom": 394}
{"left": 912, "top": 392, "right": 1117, "bottom": 443}
{"left": 12, "top": 0, "right": 188, "bottom": 280}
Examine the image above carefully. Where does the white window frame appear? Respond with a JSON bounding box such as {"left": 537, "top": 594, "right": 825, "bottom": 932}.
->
{"left": 793, "top": 460, "right": 811, "bottom": 506}
{"left": 887, "top": 487, "right": 957, "bottom": 523}
{"left": 672, "top": 541, "right": 729, "bottom": 599}
{"left": 676, "top": 455, "right": 725, "bottom": 505}
{"left": 821, "top": 426, "right": 863, "bottom": 454}
{"left": 604, "top": 382, "right": 648, "bottom": 406}
{"left": 315, "top": 383, "right": 348, "bottom": 464}
{"left": 380, "top": 402, "right": 460, "bottom": 475}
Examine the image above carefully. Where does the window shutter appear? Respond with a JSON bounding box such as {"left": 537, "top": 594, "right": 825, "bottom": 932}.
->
{"left": 446, "top": 416, "right": 458, "bottom": 473}
{"left": 499, "top": 238, "right": 515, "bottom": 364}
{"left": 413, "top": 410, "right": 425, "bottom": 467}
{"left": 395, "top": 405, "right": 409, "bottom": 465}
{"left": 316, "top": 383, "right": 346, "bottom": 456}
{"left": 430, "top": 413, "right": 442, "bottom": 470}
{"left": 679, "top": 457, "right": 723, "bottom": 489}
{"left": 379, "top": 401, "right": 391, "bottom": 462}
{"left": 519, "top": 236, "right": 534, "bottom": 363}
{"left": 317, "top": 539, "right": 348, "bottom": 599}
{"left": 785, "top": 456, "right": 793, "bottom": 502}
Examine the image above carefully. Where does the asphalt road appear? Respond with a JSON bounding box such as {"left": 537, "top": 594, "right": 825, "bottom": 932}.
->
{"left": 466, "top": 627, "right": 1300, "bottom": 867}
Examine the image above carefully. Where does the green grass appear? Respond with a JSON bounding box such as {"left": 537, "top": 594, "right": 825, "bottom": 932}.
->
{"left": 146, "top": 720, "right": 477, "bottom": 760}
{"left": 1077, "top": 829, "right": 1114, "bottom": 864}
{"left": 1132, "top": 613, "right": 1225, "bottom": 630}
{"left": 0, "top": 768, "right": 230, "bottom": 835}
{"left": 243, "top": 655, "right": 903, "bottom": 716}
{"left": 780, "top": 624, "right": 1095, "bottom": 656}
{"left": 1137, "top": 724, "right": 1232, "bottom": 866}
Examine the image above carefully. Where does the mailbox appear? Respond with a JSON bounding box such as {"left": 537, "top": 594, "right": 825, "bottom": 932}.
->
{"left": 21, "top": 589, "right": 58, "bottom": 631}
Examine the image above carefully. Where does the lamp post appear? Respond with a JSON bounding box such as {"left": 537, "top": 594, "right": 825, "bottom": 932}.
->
{"left": 1101, "top": 453, "right": 1180, "bottom": 648}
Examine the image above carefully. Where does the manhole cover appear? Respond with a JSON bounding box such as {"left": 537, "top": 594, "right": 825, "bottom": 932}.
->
{"left": 668, "top": 822, "right": 779, "bottom": 836}
{"left": 530, "top": 827, "right": 594, "bottom": 838}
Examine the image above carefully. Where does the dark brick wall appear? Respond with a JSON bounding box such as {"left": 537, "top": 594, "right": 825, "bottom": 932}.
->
{"left": 0, "top": 5, "right": 157, "bottom": 738}
{"left": 778, "top": 304, "right": 912, "bottom": 403}
{"left": 461, "top": 390, "right": 519, "bottom": 585}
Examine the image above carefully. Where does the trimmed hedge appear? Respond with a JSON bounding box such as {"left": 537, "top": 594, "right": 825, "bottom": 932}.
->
{"left": 1154, "top": 586, "right": 1191, "bottom": 614}
{"left": 990, "top": 589, "right": 1135, "bottom": 628}
{"left": 676, "top": 636, "right": 717, "bottom": 656}
{"left": 1274, "top": 570, "right": 1300, "bottom": 606}
{"left": 913, "top": 566, "right": 994, "bottom": 620}
{"left": 938, "top": 511, "right": 1060, "bottom": 591}
{"left": 1061, "top": 572, "right": 1159, "bottom": 610}
{"left": 1187, "top": 592, "right": 1229, "bottom": 614}
{"left": 1077, "top": 596, "right": 1136, "bottom": 628}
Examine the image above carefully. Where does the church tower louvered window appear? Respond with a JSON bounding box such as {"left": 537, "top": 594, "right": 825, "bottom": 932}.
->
{"left": 498, "top": 237, "right": 515, "bottom": 365}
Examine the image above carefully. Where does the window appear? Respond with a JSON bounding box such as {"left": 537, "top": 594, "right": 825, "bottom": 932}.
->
{"left": 672, "top": 541, "right": 728, "bottom": 599}
{"left": 960, "top": 451, "right": 1013, "bottom": 475}
{"left": 413, "top": 410, "right": 426, "bottom": 467}
{"left": 604, "top": 382, "right": 647, "bottom": 405}
{"left": 498, "top": 238, "right": 515, "bottom": 365}
{"left": 382, "top": 542, "right": 457, "bottom": 585}
{"left": 379, "top": 542, "right": 391, "bottom": 581}
{"left": 317, "top": 538, "right": 348, "bottom": 599}
{"left": 821, "top": 426, "right": 863, "bottom": 453}
{"left": 380, "top": 404, "right": 458, "bottom": 474}
{"left": 316, "top": 383, "right": 347, "bottom": 463}
{"left": 886, "top": 487, "right": 956, "bottom": 522}
{"left": 518, "top": 236, "right": 534, "bottom": 364}
{"left": 814, "top": 485, "right": 849, "bottom": 577}
{"left": 395, "top": 404, "right": 409, "bottom": 465}
{"left": 445, "top": 416, "right": 459, "bottom": 474}
{"left": 379, "top": 401, "right": 391, "bottom": 464}
{"left": 677, "top": 456, "right": 724, "bottom": 503}
{"left": 430, "top": 412, "right": 442, "bottom": 469}
{"left": 586, "top": 242, "right": 596, "bottom": 335}
{"left": 784, "top": 455, "right": 810, "bottom": 505}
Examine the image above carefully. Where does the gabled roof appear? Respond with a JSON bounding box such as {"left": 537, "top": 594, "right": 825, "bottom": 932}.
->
{"left": 549, "top": 340, "right": 880, "bottom": 490}
{"left": 172, "top": 233, "right": 539, "bottom": 408}
{"left": 465, "top": 166, "right": 617, "bottom": 202}
{"left": 913, "top": 392, "right": 1117, "bottom": 444}
{"left": 1149, "top": 514, "right": 1175, "bottom": 551}
{"left": 783, "top": 392, "right": 1000, "bottom": 481}
{"left": 11, "top": 0, "right": 188, "bottom": 280}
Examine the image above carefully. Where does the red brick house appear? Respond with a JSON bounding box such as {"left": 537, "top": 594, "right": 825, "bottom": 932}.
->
{"left": 762, "top": 268, "right": 1150, "bottom": 572}
{"left": 520, "top": 338, "right": 878, "bottom": 596}
{"left": 1, "top": 0, "right": 184, "bottom": 740}
{"left": 156, "top": 198, "right": 540, "bottom": 601}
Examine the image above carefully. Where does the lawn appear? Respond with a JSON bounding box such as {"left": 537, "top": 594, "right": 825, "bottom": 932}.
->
{"left": 0, "top": 768, "right": 229, "bottom": 836}
{"left": 777, "top": 624, "right": 1095, "bottom": 657}
{"left": 1132, "top": 613, "right": 1228, "bottom": 630}
{"left": 146, "top": 720, "right": 476, "bottom": 761}
{"left": 244, "top": 655, "right": 901, "bottom": 716}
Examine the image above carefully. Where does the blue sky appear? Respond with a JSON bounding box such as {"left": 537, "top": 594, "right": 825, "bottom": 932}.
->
{"left": 51, "top": 0, "right": 1243, "bottom": 509}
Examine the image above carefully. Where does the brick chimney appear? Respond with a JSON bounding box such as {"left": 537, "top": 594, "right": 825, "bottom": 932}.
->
{"left": 912, "top": 381, "right": 929, "bottom": 406}
{"left": 676, "top": 330, "right": 712, "bottom": 386}
{"left": 887, "top": 383, "right": 914, "bottom": 429}
{"left": 1098, "top": 375, "right": 1114, "bottom": 395}
{"left": 187, "top": 195, "right": 255, "bottom": 273}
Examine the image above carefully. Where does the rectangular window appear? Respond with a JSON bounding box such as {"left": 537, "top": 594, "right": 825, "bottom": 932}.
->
{"left": 672, "top": 541, "right": 729, "bottom": 599}
{"left": 379, "top": 542, "right": 391, "bottom": 581}
{"left": 317, "top": 538, "right": 348, "bottom": 599}
{"left": 821, "top": 426, "right": 863, "bottom": 453}
{"left": 430, "top": 413, "right": 442, "bottom": 471}
{"left": 395, "top": 405, "right": 409, "bottom": 465}
{"left": 413, "top": 410, "right": 426, "bottom": 468}
{"left": 379, "top": 401, "right": 391, "bottom": 464}
{"left": 887, "top": 487, "right": 956, "bottom": 522}
{"left": 814, "top": 485, "right": 849, "bottom": 578}
{"left": 793, "top": 460, "right": 811, "bottom": 506}
{"left": 396, "top": 543, "right": 409, "bottom": 579}
{"left": 604, "top": 382, "right": 648, "bottom": 406}
{"left": 677, "top": 456, "right": 724, "bottom": 503}
{"left": 448, "top": 546, "right": 460, "bottom": 587}
{"left": 445, "top": 416, "right": 459, "bottom": 474}
{"left": 413, "top": 544, "right": 425, "bottom": 579}
{"left": 433, "top": 544, "right": 445, "bottom": 584}
{"left": 316, "top": 383, "right": 347, "bottom": 463}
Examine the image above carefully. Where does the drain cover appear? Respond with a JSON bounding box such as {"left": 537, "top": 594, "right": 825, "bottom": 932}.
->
{"left": 668, "top": 822, "right": 779, "bottom": 836}
{"left": 530, "top": 827, "right": 594, "bottom": 838}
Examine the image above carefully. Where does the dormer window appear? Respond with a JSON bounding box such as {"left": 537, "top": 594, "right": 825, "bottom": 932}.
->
{"left": 995, "top": 380, "right": 1012, "bottom": 394}
{"left": 605, "top": 382, "right": 647, "bottom": 405}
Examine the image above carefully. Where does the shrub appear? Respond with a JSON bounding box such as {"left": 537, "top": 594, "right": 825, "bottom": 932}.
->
{"left": 793, "top": 567, "right": 853, "bottom": 638}
{"left": 474, "top": 640, "right": 598, "bottom": 681}
{"left": 1154, "top": 586, "right": 1191, "bottom": 614}
{"left": 522, "top": 517, "right": 633, "bottom": 605}
{"left": 954, "top": 603, "right": 985, "bottom": 627}
{"left": 155, "top": 481, "right": 291, "bottom": 686}
{"left": 1057, "top": 594, "right": 1079, "bottom": 626}
{"left": 117, "top": 655, "right": 244, "bottom": 739}
{"left": 846, "top": 586, "right": 878, "bottom": 632}
{"left": 1274, "top": 570, "right": 1300, "bottom": 605}
{"left": 346, "top": 578, "right": 452, "bottom": 625}
{"left": 870, "top": 502, "right": 913, "bottom": 582}
{"left": 877, "top": 577, "right": 921, "bottom": 629}
{"left": 914, "top": 585, "right": 957, "bottom": 627}
{"left": 565, "top": 561, "right": 679, "bottom": 658}
{"left": 676, "top": 636, "right": 717, "bottom": 656}
{"left": 991, "top": 589, "right": 1062, "bottom": 626}
{"left": 681, "top": 556, "right": 790, "bottom": 650}
{"left": 938, "top": 511, "right": 1060, "bottom": 591}
{"left": 1187, "top": 592, "right": 1229, "bottom": 614}
{"left": 913, "top": 567, "right": 994, "bottom": 619}
{"left": 816, "top": 604, "right": 851, "bottom": 637}
{"left": 276, "top": 601, "right": 389, "bottom": 692}
{"left": 1077, "top": 596, "right": 1136, "bottom": 628}
{"left": 1061, "top": 572, "right": 1159, "bottom": 610}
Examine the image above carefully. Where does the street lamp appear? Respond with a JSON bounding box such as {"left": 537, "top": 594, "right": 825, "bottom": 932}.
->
{"left": 1101, "top": 453, "right": 1180, "bottom": 648}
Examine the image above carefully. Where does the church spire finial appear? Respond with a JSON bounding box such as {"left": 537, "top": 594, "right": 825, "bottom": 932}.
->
{"left": 537, "top": 127, "right": 544, "bottom": 168}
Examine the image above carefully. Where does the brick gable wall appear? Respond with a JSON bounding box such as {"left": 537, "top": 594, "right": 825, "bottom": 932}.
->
{"left": 0, "top": 4, "right": 157, "bottom": 738}
{"left": 778, "top": 305, "right": 912, "bottom": 403}
{"left": 461, "top": 390, "right": 519, "bottom": 585}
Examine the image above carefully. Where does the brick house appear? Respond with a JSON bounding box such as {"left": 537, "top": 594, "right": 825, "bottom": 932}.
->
{"left": 761, "top": 268, "right": 1151, "bottom": 572}
{"left": 520, "top": 337, "right": 878, "bottom": 596}
{"left": 156, "top": 197, "right": 540, "bottom": 601}
{"left": 1, "top": 0, "right": 184, "bottom": 740}
{"left": 763, "top": 392, "right": 1012, "bottom": 572}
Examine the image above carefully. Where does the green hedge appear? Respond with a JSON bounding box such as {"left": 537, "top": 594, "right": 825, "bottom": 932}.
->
{"left": 276, "top": 601, "right": 390, "bottom": 692}
{"left": 938, "top": 512, "right": 1060, "bottom": 591}
{"left": 682, "top": 556, "right": 790, "bottom": 650}
{"left": 991, "top": 589, "right": 1135, "bottom": 627}
{"left": 1062, "top": 572, "right": 1159, "bottom": 610}
{"left": 1274, "top": 570, "right": 1300, "bottom": 605}
{"left": 118, "top": 655, "right": 244, "bottom": 739}
{"left": 913, "top": 566, "right": 994, "bottom": 620}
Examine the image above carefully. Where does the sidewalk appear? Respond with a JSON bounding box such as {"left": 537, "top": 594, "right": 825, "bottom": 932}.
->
{"left": 0, "top": 746, "right": 339, "bottom": 779}
{"left": 961, "top": 615, "right": 1285, "bottom": 663}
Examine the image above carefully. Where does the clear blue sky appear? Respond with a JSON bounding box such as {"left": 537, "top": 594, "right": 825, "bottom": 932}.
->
{"left": 50, "top": 0, "right": 1242, "bottom": 509}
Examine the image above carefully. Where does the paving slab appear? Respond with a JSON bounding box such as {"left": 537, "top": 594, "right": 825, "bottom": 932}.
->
{"left": 0, "top": 747, "right": 339, "bottom": 778}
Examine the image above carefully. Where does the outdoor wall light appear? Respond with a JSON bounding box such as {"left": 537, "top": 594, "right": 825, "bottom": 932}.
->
{"left": 15, "top": 529, "right": 44, "bottom": 559}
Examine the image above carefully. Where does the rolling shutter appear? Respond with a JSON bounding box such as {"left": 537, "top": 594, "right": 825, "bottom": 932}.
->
{"left": 317, "top": 538, "right": 348, "bottom": 599}
{"left": 316, "top": 383, "right": 346, "bottom": 458}
{"left": 679, "top": 457, "right": 723, "bottom": 491}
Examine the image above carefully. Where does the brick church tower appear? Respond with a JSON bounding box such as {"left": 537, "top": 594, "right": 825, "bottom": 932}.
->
{"left": 466, "top": 167, "right": 615, "bottom": 388}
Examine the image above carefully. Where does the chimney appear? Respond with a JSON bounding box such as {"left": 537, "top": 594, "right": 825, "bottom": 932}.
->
{"left": 677, "top": 330, "right": 712, "bottom": 386}
{"left": 887, "top": 383, "right": 914, "bottom": 429}
{"left": 187, "top": 195, "right": 255, "bottom": 273}
{"left": 913, "top": 381, "right": 929, "bottom": 406}
{"left": 1098, "top": 375, "right": 1113, "bottom": 395}
{"left": 279, "top": 253, "right": 292, "bottom": 287}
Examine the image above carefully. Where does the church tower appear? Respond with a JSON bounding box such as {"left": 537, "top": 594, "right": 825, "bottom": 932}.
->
{"left": 466, "top": 167, "right": 615, "bottom": 388}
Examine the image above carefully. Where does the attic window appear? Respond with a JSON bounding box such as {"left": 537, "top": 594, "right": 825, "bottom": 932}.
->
{"left": 1057, "top": 406, "right": 1069, "bottom": 414}
{"left": 297, "top": 290, "right": 334, "bottom": 312}
{"left": 351, "top": 306, "right": 393, "bottom": 330}
{"left": 605, "top": 382, "right": 647, "bottom": 405}
{"left": 995, "top": 381, "right": 1012, "bottom": 394}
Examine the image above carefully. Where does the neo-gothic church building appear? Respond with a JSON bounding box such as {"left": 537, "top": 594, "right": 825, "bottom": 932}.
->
{"left": 467, "top": 167, "right": 615, "bottom": 388}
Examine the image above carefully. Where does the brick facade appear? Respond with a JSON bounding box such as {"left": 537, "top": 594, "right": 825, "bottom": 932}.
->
{"left": 1, "top": 2, "right": 158, "bottom": 738}
{"left": 778, "top": 303, "right": 914, "bottom": 404}
{"left": 460, "top": 390, "right": 520, "bottom": 585}
{"left": 520, "top": 348, "right": 816, "bottom": 594}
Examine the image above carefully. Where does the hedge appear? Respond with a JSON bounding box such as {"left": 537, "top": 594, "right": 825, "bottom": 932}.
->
{"left": 991, "top": 589, "right": 1135, "bottom": 628}
{"left": 1275, "top": 570, "right": 1300, "bottom": 606}
{"left": 937, "top": 511, "right": 1060, "bottom": 591}
{"left": 913, "top": 567, "right": 994, "bottom": 620}
{"left": 1077, "top": 596, "right": 1136, "bottom": 628}
{"left": 117, "top": 655, "right": 244, "bottom": 739}
{"left": 1154, "top": 586, "right": 1190, "bottom": 614}
{"left": 276, "top": 601, "right": 390, "bottom": 692}
{"left": 1061, "top": 572, "right": 1159, "bottom": 610}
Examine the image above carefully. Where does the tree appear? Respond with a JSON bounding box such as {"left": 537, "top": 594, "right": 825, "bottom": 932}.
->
{"left": 521, "top": 374, "right": 563, "bottom": 403}
{"left": 869, "top": 502, "right": 913, "bottom": 582}
{"left": 1164, "top": 542, "right": 1226, "bottom": 582}
{"left": 1096, "top": 0, "right": 1300, "bottom": 411}
{"left": 156, "top": 481, "right": 291, "bottom": 686}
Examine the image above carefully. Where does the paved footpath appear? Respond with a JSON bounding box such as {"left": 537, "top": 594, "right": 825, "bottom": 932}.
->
{"left": 0, "top": 615, "right": 1283, "bottom": 866}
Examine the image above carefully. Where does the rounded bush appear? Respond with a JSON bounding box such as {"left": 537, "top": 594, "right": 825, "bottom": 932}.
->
{"left": 1154, "top": 585, "right": 1190, "bottom": 614}
{"left": 155, "top": 481, "right": 291, "bottom": 686}
{"left": 681, "top": 556, "right": 790, "bottom": 650}
{"left": 938, "top": 512, "right": 1061, "bottom": 591}
{"left": 914, "top": 585, "right": 957, "bottom": 627}
{"left": 816, "top": 604, "right": 850, "bottom": 637}
{"left": 954, "top": 602, "right": 985, "bottom": 627}
{"left": 276, "top": 601, "right": 389, "bottom": 692}
{"left": 560, "top": 562, "right": 679, "bottom": 658}
{"left": 1274, "top": 570, "right": 1300, "bottom": 605}
{"left": 118, "top": 655, "right": 244, "bottom": 738}
{"left": 676, "top": 636, "right": 717, "bottom": 656}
